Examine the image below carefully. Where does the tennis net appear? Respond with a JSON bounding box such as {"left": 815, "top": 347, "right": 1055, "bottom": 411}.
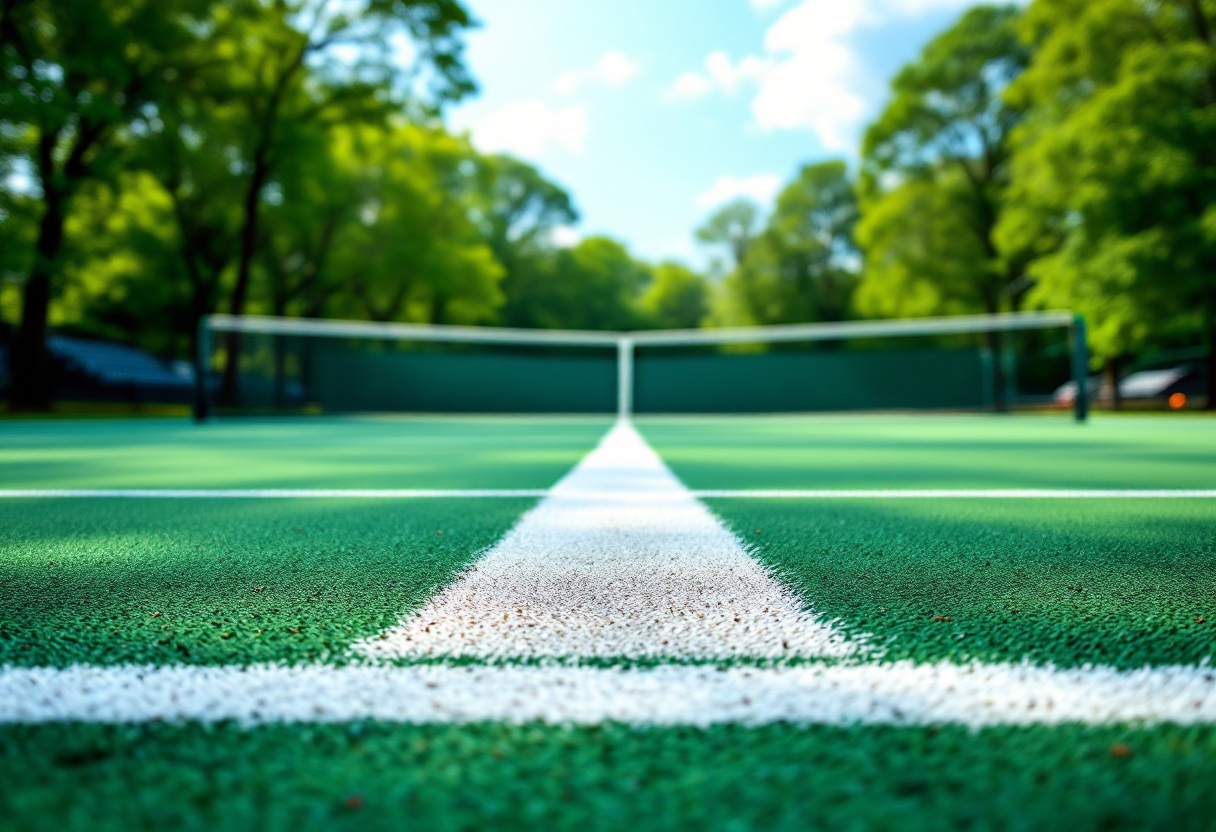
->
{"left": 195, "top": 311, "right": 1088, "bottom": 421}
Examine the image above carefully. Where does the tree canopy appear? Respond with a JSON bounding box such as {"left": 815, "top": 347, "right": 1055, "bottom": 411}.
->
{"left": 3, "top": 0, "right": 1215, "bottom": 409}
{"left": 709, "top": 161, "right": 859, "bottom": 326}
{"left": 856, "top": 4, "right": 1030, "bottom": 321}
{"left": 997, "top": 0, "right": 1216, "bottom": 391}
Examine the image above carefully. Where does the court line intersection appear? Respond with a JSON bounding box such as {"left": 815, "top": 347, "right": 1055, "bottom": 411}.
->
{"left": 2, "top": 423, "right": 1213, "bottom": 726}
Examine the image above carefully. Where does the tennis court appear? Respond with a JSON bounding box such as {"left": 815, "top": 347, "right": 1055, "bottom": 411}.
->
{"left": 2, "top": 412, "right": 1214, "bottom": 830}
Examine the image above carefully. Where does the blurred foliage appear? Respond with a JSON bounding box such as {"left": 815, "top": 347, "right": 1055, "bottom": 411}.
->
{"left": 695, "top": 199, "right": 761, "bottom": 273}
{"left": 709, "top": 161, "right": 858, "bottom": 326}
{"left": 639, "top": 262, "right": 710, "bottom": 330}
{"left": 855, "top": 5, "right": 1030, "bottom": 322}
{"left": 2, "top": 0, "right": 1214, "bottom": 406}
{"left": 998, "top": 0, "right": 1216, "bottom": 383}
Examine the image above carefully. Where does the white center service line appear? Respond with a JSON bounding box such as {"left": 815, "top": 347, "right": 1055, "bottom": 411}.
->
{"left": 355, "top": 422, "right": 853, "bottom": 662}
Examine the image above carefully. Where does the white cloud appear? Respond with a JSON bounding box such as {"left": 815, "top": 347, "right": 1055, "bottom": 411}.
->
{"left": 669, "top": 0, "right": 980, "bottom": 150}
{"left": 667, "top": 51, "right": 773, "bottom": 100}
{"left": 554, "top": 50, "right": 641, "bottom": 95}
{"left": 669, "top": 71, "right": 714, "bottom": 100}
{"left": 468, "top": 100, "right": 589, "bottom": 160}
{"left": 695, "top": 174, "right": 782, "bottom": 210}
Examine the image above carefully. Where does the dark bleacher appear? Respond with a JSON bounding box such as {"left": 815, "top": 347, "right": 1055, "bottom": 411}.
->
{"left": 45, "top": 335, "right": 193, "bottom": 402}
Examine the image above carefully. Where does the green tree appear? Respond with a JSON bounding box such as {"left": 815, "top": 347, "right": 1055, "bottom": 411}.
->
{"left": 0, "top": 153, "right": 35, "bottom": 327}
{"left": 695, "top": 198, "right": 760, "bottom": 272}
{"left": 855, "top": 172, "right": 995, "bottom": 319}
{"left": 856, "top": 4, "right": 1030, "bottom": 319}
{"left": 997, "top": 0, "right": 1216, "bottom": 405}
{"left": 503, "top": 237, "right": 649, "bottom": 331}
{"left": 639, "top": 262, "right": 709, "bottom": 330}
{"left": 477, "top": 154, "right": 580, "bottom": 329}
{"left": 715, "top": 161, "right": 859, "bottom": 326}
{"left": 480, "top": 154, "right": 578, "bottom": 268}
{"left": 1, "top": 0, "right": 213, "bottom": 407}
{"left": 213, "top": 0, "right": 477, "bottom": 401}
{"left": 256, "top": 120, "right": 356, "bottom": 322}
{"left": 52, "top": 171, "right": 189, "bottom": 359}
{"left": 323, "top": 123, "right": 503, "bottom": 325}
{"left": 132, "top": 84, "right": 247, "bottom": 361}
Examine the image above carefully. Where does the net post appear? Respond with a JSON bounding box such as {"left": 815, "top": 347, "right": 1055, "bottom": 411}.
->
{"left": 193, "top": 317, "right": 211, "bottom": 423}
{"left": 617, "top": 337, "right": 634, "bottom": 422}
{"left": 1071, "top": 314, "right": 1089, "bottom": 423}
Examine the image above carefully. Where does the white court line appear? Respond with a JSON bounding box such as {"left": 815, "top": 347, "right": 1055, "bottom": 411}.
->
{"left": 356, "top": 422, "right": 854, "bottom": 662}
{"left": 2, "top": 489, "right": 1212, "bottom": 499}
{"left": 0, "top": 489, "right": 549, "bottom": 498}
{"left": 693, "top": 489, "right": 1216, "bottom": 498}
{"left": 3, "top": 422, "right": 1213, "bottom": 727}
{"left": 2, "top": 662, "right": 1212, "bottom": 727}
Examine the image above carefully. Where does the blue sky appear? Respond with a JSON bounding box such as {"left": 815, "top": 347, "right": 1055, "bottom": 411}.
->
{"left": 446, "top": 0, "right": 985, "bottom": 266}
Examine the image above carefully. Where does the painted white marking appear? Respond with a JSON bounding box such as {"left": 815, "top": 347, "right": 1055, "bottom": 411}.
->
{"left": 2, "top": 662, "right": 1212, "bottom": 727}
{"left": 5, "top": 423, "right": 1213, "bottom": 728}
{"left": 2, "top": 489, "right": 1210, "bottom": 499}
{"left": 694, "top": 490, "right": 1216, "bottom": 498}
{"left": 0, "top": 489, "right": 548, "bottom": 498}
{"left": 356, "top": 422, "right": 854, "bottom": 662}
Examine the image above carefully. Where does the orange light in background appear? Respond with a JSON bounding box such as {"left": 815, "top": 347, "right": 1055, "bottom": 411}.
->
{"left": 1169, "top": 392, "right": 1187, "bottom": 410}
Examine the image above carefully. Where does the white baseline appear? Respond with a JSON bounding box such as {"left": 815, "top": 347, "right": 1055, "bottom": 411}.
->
{"left": 1, "top": 662, "right": 1212, "bottom": 727}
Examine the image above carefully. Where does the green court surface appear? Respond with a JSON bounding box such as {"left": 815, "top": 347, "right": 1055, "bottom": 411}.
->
{"left": 2, "top": 721, "right": 1214, "bottom": 832}
{"left": 0, "top": 416, "right": 610, "bottom": 489}
{"left": 637, "top": 414, "right": 1216, "bottom": 489}
{"left": 0, "top": 498, "right": 533, "bottom": 668}
{"left": 713, "top": 498, "right": 1216, "bottom": 669}
{"left": 2, "top": 413, "right": 1214, "bottom": 831}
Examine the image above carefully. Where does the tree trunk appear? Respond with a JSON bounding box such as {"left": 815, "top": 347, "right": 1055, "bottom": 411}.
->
{"left": 1104, "top": 356, "right": 1123, "bottom": 411}
{"left": 9, "top": 190, "right": 67, "bottom": 410}
{"left": 218, "top": 152, "right": 272, "bottom": 406}
{"left": 183, "top": 253, "right": 207, "bottom": 376}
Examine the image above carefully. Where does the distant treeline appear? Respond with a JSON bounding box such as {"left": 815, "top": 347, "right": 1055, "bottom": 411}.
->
{"left": 2, "top": 0, "right": 1214, "bottom": 407}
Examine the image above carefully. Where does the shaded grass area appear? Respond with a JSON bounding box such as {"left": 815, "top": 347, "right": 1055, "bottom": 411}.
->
{"left": 710, "top": 499, "right": 1216, "bottom": 669}
{"left": 2, "top": 721, "right": 1214, "bottom": 832}
{"left": 0, "top": 416, "right": 610, "bottom": 489}
{"left": 639, "top": 414, "right": 1216, "bottom": 490}
{"left": 0, "top": 498, "right": 532, "bottom": 667}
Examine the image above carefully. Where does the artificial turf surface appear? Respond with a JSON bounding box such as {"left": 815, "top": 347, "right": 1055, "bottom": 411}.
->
{"left": 711, "top": 498, "right": 1216, "bottom": 669}
{"left": 637, "top": 414, "right": 1216, "bottom": 490}
{"left": 0, "top": 416, "right": 611, "bottom": 489}
{"left": 3, "top": 413, "right": 1215, "bottom": 830}
{"left": 0, "top": 498, "right": 534, "bottom": 667}
{"left": 2, "top": 721, "right": 1214, "bottom": 832}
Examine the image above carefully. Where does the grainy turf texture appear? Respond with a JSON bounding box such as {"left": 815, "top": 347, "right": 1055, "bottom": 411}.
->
{"left": 2, "top": 414, "right": 1215, "bottom": 830}
{"left": 0, "top": 416, "right": 611, "bottom": 489}
{"left": 2, "top": 722, "right": 1215, "bottom": 832}
{"left": 0, "top": 498, "right": 534, "bottom": 667}
{"left": 637, "top": 414, "right": 1216, "bottom": 490}
{"left": 708, "top": 499, "right": 1216, "bottom": 669}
